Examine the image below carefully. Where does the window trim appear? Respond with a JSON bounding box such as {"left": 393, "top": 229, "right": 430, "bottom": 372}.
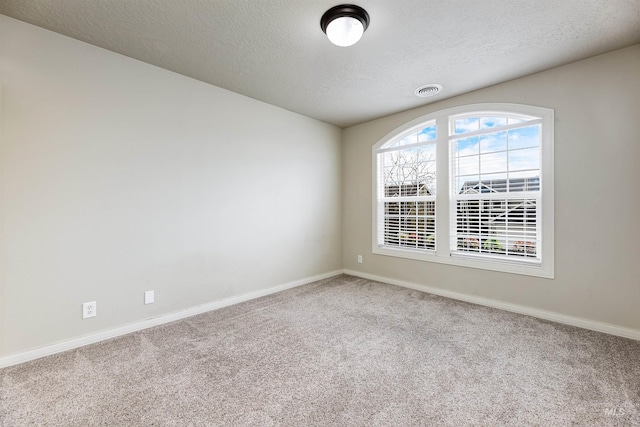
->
{"left": 372, "top": 103, "right": 554, "bottom": 278}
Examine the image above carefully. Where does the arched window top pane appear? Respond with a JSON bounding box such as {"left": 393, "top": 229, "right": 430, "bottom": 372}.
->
{"left": 380, "top": 121, "right": 436, "bottom": 150}
{"left": 451, "top": 112, "right": 538, "bottom": 136}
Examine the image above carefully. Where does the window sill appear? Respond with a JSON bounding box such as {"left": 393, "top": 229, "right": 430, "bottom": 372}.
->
{"left": 372, "top": 245, "right": 554, "bottom": 279}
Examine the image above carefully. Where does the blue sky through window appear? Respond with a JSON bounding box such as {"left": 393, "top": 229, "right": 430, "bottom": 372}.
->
{"left": 452, "top": 117, "right": 541, "bottom": 193}
{"left": 418, "top": 125, "right": 436, "bottom": 142}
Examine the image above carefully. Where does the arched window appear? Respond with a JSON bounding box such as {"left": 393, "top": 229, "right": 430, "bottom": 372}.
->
{"left": 375, "top": 120, "right": 437, "bottom": 251}
{"left": 372, "top": 104, "right": 554, "bottom": 278}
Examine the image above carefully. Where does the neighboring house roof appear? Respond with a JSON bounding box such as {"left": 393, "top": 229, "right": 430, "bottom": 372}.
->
{"left": 385, "top": 182, "right": 434, "bottom": 197}
{"left": 459, "top": 177, "right": 539, "bottom": 194}
{"left": 457, "top": 177, "right": 539, "bottom": 225}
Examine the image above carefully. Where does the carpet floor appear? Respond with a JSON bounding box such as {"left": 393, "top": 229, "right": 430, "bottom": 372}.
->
{"left": 1, "top": 274, "right": 639, "bottom": 426}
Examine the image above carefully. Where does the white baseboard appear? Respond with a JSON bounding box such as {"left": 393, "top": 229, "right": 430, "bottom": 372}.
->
{"left": 344, "top": 269, "right": 640, "bottom": 341}
{"left": 5, "top": 269, "right": 637, "bottom": 368}
{"left": 0, "top": 270, "right": 344, "bottom": 368}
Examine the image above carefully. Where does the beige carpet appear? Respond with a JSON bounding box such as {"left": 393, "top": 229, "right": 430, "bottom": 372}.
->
{"left": 1, "top": 274, "right": 639, "bottom": 426}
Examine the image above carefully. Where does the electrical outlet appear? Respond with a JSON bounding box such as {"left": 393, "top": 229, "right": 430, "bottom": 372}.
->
{"left": 357, "top": 255, "right": 363, "bottom": 264}
{"left": 145, "top": 290, "right": 155, "bottom": 305}
{"left": 82, "top": 301, "right": 97, "bottom": 319}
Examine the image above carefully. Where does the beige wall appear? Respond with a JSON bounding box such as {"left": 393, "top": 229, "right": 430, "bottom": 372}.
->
{"left": 343, "top": 45, "right": 640, "bottom": 331}
{"left": 0, "top": 16, "right": 342, "bottom": 358}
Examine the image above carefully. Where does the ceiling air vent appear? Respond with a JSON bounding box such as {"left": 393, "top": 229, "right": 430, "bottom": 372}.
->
{"left": 415, "top": 84, "right": 443, "bottom": 98}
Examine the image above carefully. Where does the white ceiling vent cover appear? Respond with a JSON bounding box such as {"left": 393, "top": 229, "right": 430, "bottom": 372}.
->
{"left": 415, "top": 84, "right": 443, "bottom": 97}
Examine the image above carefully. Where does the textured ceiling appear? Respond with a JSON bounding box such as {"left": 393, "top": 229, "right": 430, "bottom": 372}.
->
{"left": 1, "top": 0, "right": 639, "bottom": 127}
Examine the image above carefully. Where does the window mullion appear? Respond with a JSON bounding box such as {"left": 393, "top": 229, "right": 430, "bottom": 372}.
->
{"left": 435, "top": 115, "right": 449, "bottom": 257}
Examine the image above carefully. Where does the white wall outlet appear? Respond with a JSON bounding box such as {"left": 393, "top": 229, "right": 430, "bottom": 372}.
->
{"left": 145, "top": 290, "right": 155, "bottom": 305}
{"left": 82, "top": 301, "right": 97, "bottom": 319}
{"left": 357, "top": 255, "right": 363, "bottom": 264}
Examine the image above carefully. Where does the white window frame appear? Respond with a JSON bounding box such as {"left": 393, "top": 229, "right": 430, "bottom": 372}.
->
{"left": 372, "top": 103, "right": 554, "bottom": 278}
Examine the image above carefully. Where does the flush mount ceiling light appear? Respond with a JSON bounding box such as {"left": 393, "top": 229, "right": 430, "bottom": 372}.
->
{"left": 320, "top": 4, "right": 370, "bottom": 47}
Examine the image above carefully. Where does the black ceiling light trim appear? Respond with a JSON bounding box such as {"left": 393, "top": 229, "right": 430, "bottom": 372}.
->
{"left": 320, "top": 4, "right": 370, "bottom": 35}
